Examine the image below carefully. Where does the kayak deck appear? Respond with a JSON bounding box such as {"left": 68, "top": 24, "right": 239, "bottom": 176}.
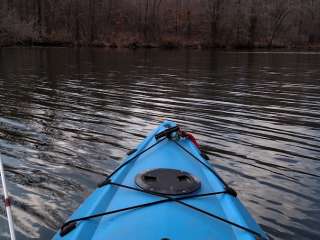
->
{"left": 53, "top": 121, "right": 268, "bottom": 240}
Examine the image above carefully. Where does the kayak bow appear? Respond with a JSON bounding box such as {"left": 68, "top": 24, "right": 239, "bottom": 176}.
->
{"left": 53, "top": 120, "right": 268, "bottom": 240}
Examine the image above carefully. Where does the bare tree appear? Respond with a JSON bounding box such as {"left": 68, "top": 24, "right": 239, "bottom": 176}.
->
{"left": 89, "top": 0, "right": 95, "bottom": 42}
{"left": 248, "top": 1, "right": 258, "bottom": 47}
{"left": 36, "top": 0, "right": 42, "bottom": 39}
{"left": 205, "top": 0, "right": 223, "bottom": 46}
{"left": 1, "top": 0, "right": 320, "bottom": 48}
{"left": 267, "top": 0, "right": 292, "bottom": 47}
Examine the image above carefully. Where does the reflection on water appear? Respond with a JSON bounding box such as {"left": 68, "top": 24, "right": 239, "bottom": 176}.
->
{"left": 0, "top": 48, "right": 320, "bottom": 240}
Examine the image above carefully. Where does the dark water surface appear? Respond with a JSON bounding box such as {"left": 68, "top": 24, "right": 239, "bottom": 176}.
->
{"left": 0, "top": 48, "right": 320, "bottom": 240}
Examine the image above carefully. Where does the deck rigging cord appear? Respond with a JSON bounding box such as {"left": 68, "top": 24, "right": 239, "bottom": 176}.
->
{"left": 106, "top": 136, "right": 166, "bottom": 180}
{"left": 60, "top": 185, "right": 229, "bottom": 236}
{"left": 60, "top": 126, "right": 267, "bottom": 240}
{"left": 61, "top": 180, "right": 266, "bottom": 240}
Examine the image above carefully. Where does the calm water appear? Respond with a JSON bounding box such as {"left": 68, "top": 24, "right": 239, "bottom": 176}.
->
{"left": 0, "top": 48, "right": 320, "bottom": 240}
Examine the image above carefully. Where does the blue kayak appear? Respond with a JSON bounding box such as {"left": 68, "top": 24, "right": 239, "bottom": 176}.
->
{"left": 53, "top": 120, "right": 268, "bottom": 240}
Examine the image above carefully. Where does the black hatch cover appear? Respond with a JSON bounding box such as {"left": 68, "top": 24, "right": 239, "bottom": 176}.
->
{"left": 135, "top": 168, "right": 201, "bottom": 195}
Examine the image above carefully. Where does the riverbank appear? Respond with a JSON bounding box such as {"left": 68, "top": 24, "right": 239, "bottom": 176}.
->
{"left": 1, "top": 39, "right": 320, "bottom": 51}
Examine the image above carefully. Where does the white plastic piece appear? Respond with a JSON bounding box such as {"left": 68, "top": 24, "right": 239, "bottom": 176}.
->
{"left": 0, "top": 154, "right": 16, "bottom": 240}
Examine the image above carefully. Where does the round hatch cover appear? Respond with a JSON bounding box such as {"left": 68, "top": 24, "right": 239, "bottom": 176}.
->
{"left": 135, "top": 168, "right": 201, "bottom": 195}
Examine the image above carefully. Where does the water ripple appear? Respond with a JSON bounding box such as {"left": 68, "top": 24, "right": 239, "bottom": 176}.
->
{"left": 0, "top": 48, "right": 320, "bottom": 240}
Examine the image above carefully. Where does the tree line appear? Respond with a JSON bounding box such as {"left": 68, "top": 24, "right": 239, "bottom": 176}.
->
{"left": 0, "top": 0, "right": 319, "bottom": 48}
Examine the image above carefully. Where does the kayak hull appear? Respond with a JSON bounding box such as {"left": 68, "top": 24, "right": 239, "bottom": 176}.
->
{"left": 53, "top": 120, "right": 268, "bottom": 240}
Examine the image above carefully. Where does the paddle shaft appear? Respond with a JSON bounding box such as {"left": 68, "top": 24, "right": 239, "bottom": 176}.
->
{"left": 0, "top": 155, "right": 16, "bottom": 240}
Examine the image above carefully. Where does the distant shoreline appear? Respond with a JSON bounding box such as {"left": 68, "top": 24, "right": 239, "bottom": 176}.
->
{"left": 1, "top": 40, "right": 320, "bottom": 51}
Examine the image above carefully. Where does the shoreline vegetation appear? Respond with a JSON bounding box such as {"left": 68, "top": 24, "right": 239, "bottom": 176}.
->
{"left": 2, "top": 36, "right": 320, "bottom": 50}
{"left": 1, "top": 0, "right": 320, "bottom": 50}
{"left": 2, "top": 40, "right": 320, "bottom": 51}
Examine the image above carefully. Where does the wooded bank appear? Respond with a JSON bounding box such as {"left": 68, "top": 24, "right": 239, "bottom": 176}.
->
{"left": 1, "top": 0, "right": 320, "bottom": 49}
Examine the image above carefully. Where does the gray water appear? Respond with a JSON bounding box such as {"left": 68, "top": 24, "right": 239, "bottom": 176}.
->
{"left": 0, "top": 48, "right": 320, "bottom": 240}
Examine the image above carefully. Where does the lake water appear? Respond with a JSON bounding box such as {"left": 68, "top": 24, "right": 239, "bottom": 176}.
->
{"left": 0, "top": 48, "right": 320, "bottom": 240}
